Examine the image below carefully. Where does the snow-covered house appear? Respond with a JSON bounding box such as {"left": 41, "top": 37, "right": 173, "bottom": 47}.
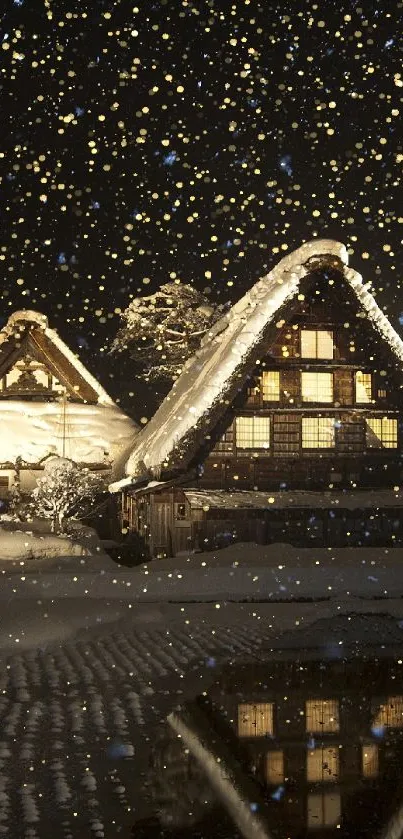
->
{"left": 0, "top": 310, "right": 138, "bottom": 501}
{"left": 111, "top": 240, "right": 403, "bottom": 556}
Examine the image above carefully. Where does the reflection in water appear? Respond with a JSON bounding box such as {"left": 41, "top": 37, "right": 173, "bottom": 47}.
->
{"left": 137, "top": 656, "right": 403, "bottom": 838}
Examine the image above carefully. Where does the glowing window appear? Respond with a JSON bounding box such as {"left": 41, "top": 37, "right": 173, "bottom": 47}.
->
{"left": 238, "top": 703, "right": 274, "bottom": 737}
{"left": 235, "top": 417, "right": 270, "bottom": 449}
{"left": 261, "top": 371, "right": 280, "bottom": 401}
{"left": 301, "top": 330, "right": 334, "bottom": 359}
{"left": 373, "top": 696, "right": 403, "bottom": 728}
{"left": 306, "top": 700, "right": 339, "bottom": 733}
{"left": 366, "top": 417, "right": 398, "bottom": 449}
{"left": 266, "top": 751, "right": 284, "bottom": 784}
{"left": 355, "top": 372, "right": 372, "bottom": 403}
{"left": 302, "top": 372, "right": 333, "bottom": 403}
{"left": 362, "top": 744, "right": 379, "bottom": 778}
{"left": 307, "top": 792, "right": 341, "bottom": 829}
{"left": 307, "top": 747, "right": 339, "bottom": 783}
{"left": 302, "top": 418, "right": 335, "bottom": 449}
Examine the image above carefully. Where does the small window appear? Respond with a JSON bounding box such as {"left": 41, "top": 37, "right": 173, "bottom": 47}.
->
{"left": 235, "top": 416, "right": 270, "bottom": 449}
{"left": 302, "top": 418, "right": 335, "bottom": 449}
{"left": 355, "top": 371, "right": 372, "bottom": 403}
{"left": 362, "top": 744, "right": 378, "bottom": 778}
{"left": 174, "top": 503, "right": 187, "bottom": 520}
{"left": 0, "top": 476, "right": 9, "bottom": 488}
{"left": 378, "top": 389, "right": 387, "bottom": 398}
{"left": 266, "top": 751, "right": 284, "bottom": 784}
{"left": 261, "top": 371, "right": 280, "bottom": 401}
{"left": 372, "top": 695, "right": 403, "bottom": 729}
{"left": 301, "top": 372, "right": 333, "bottom": 403}
{"left": 306, "top": 700, "right": 339, "bottom": 733}
{"left": 307, "top": 747, "right": 339, "bottom": 783}
{"left": 301, "top": 329, "right": 334, "bottom": 359}
{"left": 238, "top": 703, "right": 274, "bottom": 737}
{"left": 366, "top": 417, "right": 398, "bottom": 449}
{"left": 307, "top": 792, "right": 341, "bottom": 829}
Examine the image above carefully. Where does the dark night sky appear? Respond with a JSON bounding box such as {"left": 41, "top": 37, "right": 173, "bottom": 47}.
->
{"left": 0, "top": 0, "right": 402, "bottom": 419}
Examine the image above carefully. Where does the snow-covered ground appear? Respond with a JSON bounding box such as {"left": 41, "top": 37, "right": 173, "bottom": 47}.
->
{"left": 3, "top": 541, "right": 403, "bottom": 602}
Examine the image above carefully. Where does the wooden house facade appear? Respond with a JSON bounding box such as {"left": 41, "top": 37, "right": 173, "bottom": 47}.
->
{"left": 112, "top": 240, "right": 403, "bottom": 556}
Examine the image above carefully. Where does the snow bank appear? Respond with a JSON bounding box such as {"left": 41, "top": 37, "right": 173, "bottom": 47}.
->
{"left": 0, "top": 526, "right": 90, "bottom": 561}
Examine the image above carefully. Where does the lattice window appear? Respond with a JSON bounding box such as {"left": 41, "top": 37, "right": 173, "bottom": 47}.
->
{"left": 261, "top": 371, "right": 280, "bottom": 401}
{"left": 307, "top": 792, "right": 341, "bottom": 829}
{"left": 362, "top": 744, "right": 379, "bottom": 778}
{"left": 372, "top": 695, "right": 403, "bottom": 729}
{"left": 300, "top": 329, "right": 334, "bottom": 359}
{"left": 355, "top": 371, "right": 372, "bottom": 403}
{"left": 301, "top": 372, "right": 333, "bottom": 403}
{"left": 237, "top": 703, "right": 274, "bottom": 737}
{"left": 266, "top": 751, "right": 284, "bottom": 784}
{"left": 307, "top": 747, "right": 339, "bottom": 783}
{"left": 235, "top": 416, "right": 270, "bottom": 449}
{"left": 366, "top": 417, "right": 398, "bottom": 449}
{"left": 306, "top": 700, "right": 339, "bottom": 733}
{"left": 302, "top": 417, "right": 335, "bottom": 449}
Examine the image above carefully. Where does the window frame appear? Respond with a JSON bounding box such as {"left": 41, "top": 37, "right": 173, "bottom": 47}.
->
{"left": 355, "top": 371, "right": 373, "bottom": 404}
{"left": 235, "top": 415, "right": 271, "bottom": 452}
{"left": 302, "top": 417, "right": 336, "bottom": 450}
{"left": 301, "top": 371, "right": 334, "bottom": 404}
{"left": 300, "top": 329, "right": 334, "bottom": 360}
{"left": 365, "top": 416, "right": 398, "bottom": 449}
{"left": 261, "top": 370, "right": 280, "bottom": 402}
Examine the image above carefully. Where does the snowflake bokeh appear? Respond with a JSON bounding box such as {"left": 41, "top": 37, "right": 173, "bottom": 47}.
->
{"left": 0, "top": 0, "right": 401, "bottom": 415}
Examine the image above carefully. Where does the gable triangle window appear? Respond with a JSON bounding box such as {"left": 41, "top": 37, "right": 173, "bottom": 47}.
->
{"left": 301, "top": 329, "right": 334, "bottom": 359}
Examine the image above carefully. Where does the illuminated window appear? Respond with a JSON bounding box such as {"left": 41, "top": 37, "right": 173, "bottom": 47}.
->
{"left": 307, "top": 792, "right": 341, "bottom": 829}
{"left": 378, "top": 389, "right": 387, "bottom": 398}
{"left": 372, "top": 696, "right": 403, "bottom": 729}
{"left": 366, "top": 417, "right": 398, "bottom": 449}
{"left": 238, "top": 703, "right": 274, "bottom": 737}
{"left": 266, "top": 751, "right": 284, "bottom": 784}
{"left": 302, "top": 418, "right": 335, "bottom": 449}
{"left": 307, "top": 747, "right": 339, "bottom": 783}
{"left": 355, "top": 372, "right": 372, "bottom": 403}
{"left": 261, "top": 371, "right": 280, "bottom": 401}
{"left": 362, "top": 744, "right": 379, "bottom": 778}
{"left": 301, "top": 372, "right": 333, "bottom": 403}
{"left": 301, "top": 330, "right": 334, "bottom": 359}
{"left": 306, "top": 700, "right": 339, "bottom": 733}
{"left": 235, "top": 417, "right": 270, "bottom": 449}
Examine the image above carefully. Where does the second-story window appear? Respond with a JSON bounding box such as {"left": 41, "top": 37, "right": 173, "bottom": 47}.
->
{"left": 235, "top": 416, "right": 270, "bottom": 449}
{"left": 355, "top": 371, "right": 372, "bottom": 403}
{"left": 301, "top": 329, "right": 334, "bottom": 359}
{"left": 261, "top": 370, "right": 280, "bottom": 401}
{"left": 302, "top": 372, "right": 333, "bottom": 403}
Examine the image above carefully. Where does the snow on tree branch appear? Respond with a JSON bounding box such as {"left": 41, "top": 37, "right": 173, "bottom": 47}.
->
{"left": 111, "top": 282, "right": 225, "bottom": 382}
{"left": 32, "top": 457, "right": 105, "bottom": 533}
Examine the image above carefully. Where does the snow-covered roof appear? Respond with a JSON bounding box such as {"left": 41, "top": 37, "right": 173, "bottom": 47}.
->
{"left": 0, "top": 400, "right": 137, "bottom": 469}
{"left": 117, "top": 238, "right": 403, "bottom": 485}
{"left": 183, "top": 488, "right": 403, "bottom": 511}
{"left": 0, "top": 310, "right": 114, "bottom": 405}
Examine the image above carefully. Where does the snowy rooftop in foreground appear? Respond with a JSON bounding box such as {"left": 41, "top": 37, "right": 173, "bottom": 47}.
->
{"left": 0, "top": 401, "right": 138, "bottom": 467}
{"left": 114, "top": 238, "right": 403, "bottom": 487}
